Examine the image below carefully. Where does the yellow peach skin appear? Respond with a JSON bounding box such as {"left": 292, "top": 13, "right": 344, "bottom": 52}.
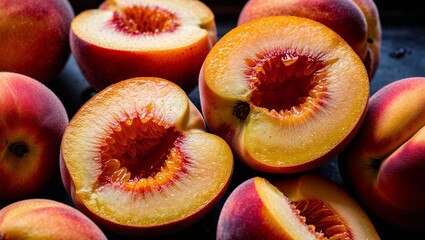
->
{"left": 339, "top": 77, "right": 425, "bottom": 230}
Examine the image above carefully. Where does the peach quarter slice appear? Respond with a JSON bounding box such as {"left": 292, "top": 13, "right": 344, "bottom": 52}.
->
{"left": 199, "top": 16, "right": 370, "bottom": 173}
{"left": 70, "top": 0, "right": 217, "bottom": 92}
{"left": 60, "top": 77, "right": 233, "bottom": 237}
{"left": 217, "top": 175, "right": 379, "bottom": 240}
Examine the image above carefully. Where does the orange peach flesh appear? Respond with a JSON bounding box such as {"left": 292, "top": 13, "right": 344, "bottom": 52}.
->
{"left": 218, "top": 176, "right": 379, "bottom": 239}
{"left": 60, "top": 77, "right": 233, "bottom": 234}
{"left": 237, "top": 0, "right": 368, "bottom": 58}
{"left": 236, "top": 0, "right": 382, "bottom": 80}
{"left": 217, "top": 177, "right": 321, "bottom": 239}
{"left": 274, "top": 174, "right": 380, "bottom": 239}
{"left": 200, "top": 16, "right": 369, "bottom": 173}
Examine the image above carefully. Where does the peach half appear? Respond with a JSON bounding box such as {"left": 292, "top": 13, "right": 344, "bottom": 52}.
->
{"left": 199, "top": 16, "right": 370, "bottom": 174}
{"left": 339, "top": 77, "right": 425, "bottom": 230}
{"left": 217, "top": 174, "right": 379, "bottom": 239}
{"left": 0, "top": 198, "right": 107, "bottom": 240}
{"left": 237, "top": 0, "right": 382, "bottom": 79}
{"left": 70, "top": 0, "right": 217, "bottom": 93}
{"left": 60, "top": 77, "right": 233, "bottom": 237}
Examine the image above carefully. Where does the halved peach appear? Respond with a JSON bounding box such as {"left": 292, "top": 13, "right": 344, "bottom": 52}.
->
{"left": 60, "top": 77, "right": 233, "bottom": 237}
{"left": 199, "top": 16, "right": 370, "bottom": 173}
{"left": 217, "top": 174, "right": 379, "bottom": 239}
{"left": 70, "top": 0, "right": 217, "bottom": 93}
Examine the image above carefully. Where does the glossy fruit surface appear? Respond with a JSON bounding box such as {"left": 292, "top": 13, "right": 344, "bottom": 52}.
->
{"left": 71, "top": 0, "right": 217, "bottom": 92}
{"left": 199, "top": 15, "right": 369, "bottom": 173}
{"left": 60, "top": 77, "right": 233, "bottom": 237}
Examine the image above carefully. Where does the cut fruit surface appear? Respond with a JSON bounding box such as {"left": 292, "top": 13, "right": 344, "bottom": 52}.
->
{"left": 217, "top": 177, "right": 321, "bottom": 240}
{"left": 60, "top": 77, "right": 233, "bottom": 237}
{"left": 216, "top": 175, "right": 380, "bottom": 240}
{"left": 199, "top": 15, "right": 370, "bottom": 173}
{"left": 73, "top": 0, "right": 214, "bottom": 51}
{"left": 70, "top": 0, "right": 216, "bottom": 92}
{"left": 273, "top": 174, "right": 380, "bottom": 239}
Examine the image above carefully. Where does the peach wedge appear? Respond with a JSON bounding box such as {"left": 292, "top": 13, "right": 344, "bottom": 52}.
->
{"left": 199, "top": 16, "right": 370, "bottom": 173}
{"left": 70, "top": 0, "right": 217, "bottom": 93}
{"left": 60, "top": 77, "right": 233, "bottom": 237}
{"left": 217, "top": 175, "right": 379, "bottom": 239}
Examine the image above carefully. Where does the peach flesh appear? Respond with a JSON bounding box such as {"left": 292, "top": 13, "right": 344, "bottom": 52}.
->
{"left": 112, "top": 6, "right": 179, "bottom": 35}
{"left": 217, "top": 177, "right": 321, "bottom": 240}
{"left": 217, "top": 175, "right": 379, "bottom": 239}
{"left": 71, "top": 0, "right": 217, "bottom": 93}
{"left": 293, "top": 199, "right": 352, "bottom": 238}
{"left": 199, "top": 16, "right": 370, "bottom": 173}
{"left": 60, "top": 77, "right": 233, "bottom": 236}
{"left": 247, "top": 53, "right": 326, "bottom": 117}
{"left": 236, "top": 0, "right": 381, "bottom": 79}
{"left": 96, "top": 118, "right": 187, "bottom": 190}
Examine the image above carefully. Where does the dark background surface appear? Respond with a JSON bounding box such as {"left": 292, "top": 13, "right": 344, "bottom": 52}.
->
{"left": 2, "top": 1, "right": 425, "bottom": 239}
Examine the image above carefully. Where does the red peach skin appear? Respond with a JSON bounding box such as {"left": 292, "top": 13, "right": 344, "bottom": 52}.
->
{"left": 339, "top": 77, "right": 425, "bottom": 230}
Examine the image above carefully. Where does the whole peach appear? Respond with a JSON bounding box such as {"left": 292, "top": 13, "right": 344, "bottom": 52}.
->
{"left": 237, "top": 0, "right": 381, "bottom": 79}
{"left": 0, "top": 198, "right": 107, "bottom": 239}
{"left": 339, "top": 77, "right": 425, "bottom": 230}
{"left": 0, "top": 72, "right": 69, "bottom": 200}
{"left": 0, "top": 0, "right": 74, "bottom": 84}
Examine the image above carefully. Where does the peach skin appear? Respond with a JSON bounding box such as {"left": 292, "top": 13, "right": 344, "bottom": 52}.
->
{"left": 0, "top": 72, "right": 69, "bottom": 200}
{"left": 339, "top": 77, "right": 425, "bottom": 230}
{"left": 0, "top": 198, "right": 107, "bottom": 239}
{"left": 217, "top": 175, "right": 379, "bottom": 239}
{"left": 0, "top": 0, "right": 74, "bottom": 84}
